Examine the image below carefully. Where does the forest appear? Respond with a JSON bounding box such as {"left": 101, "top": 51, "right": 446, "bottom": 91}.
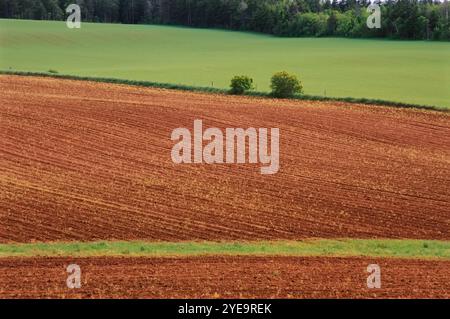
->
{"left": 1, "top": 0, "right": 449, "bottom": 40}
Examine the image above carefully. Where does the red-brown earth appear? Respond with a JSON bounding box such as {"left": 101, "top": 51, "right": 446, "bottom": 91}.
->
{"left": 0, "top": 256, "right": 448, "bottom": 298}
{"left": 0, "top": 75, "right": 449, "bottom": 242}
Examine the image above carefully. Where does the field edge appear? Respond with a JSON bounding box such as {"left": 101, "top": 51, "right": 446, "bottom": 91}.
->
{"left": 1, "top": 239, "right": 449, "bottom": 259}
{"left": 1, "top": 70, "right": 447, "bottom": 112}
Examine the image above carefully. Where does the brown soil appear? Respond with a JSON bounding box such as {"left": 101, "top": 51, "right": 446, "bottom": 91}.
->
{"left": 0, "top": 256, "right": 448, "bottom": 299}
{"left": 0, "top": 75, "right": 449, "bottom": 242}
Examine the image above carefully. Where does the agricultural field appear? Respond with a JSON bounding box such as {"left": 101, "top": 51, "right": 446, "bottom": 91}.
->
{"left": 0, "top": 75, "right": 449, "bottom": 298}
{"left": 1, "top": 75, "right": 450, "bottom": 242}
{"left": 1, "top": 256, "right": 449, "bottom": 299}
{"left": 0, "top": 19, "right": 450, "bottom": 108}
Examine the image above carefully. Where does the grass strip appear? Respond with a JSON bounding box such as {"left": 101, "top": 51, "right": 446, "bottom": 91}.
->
{"left": 1, "top": 70, "right": 447, "bottom": 112}
{"left": 0, "top": 239, "right": 448, "bottom": 259}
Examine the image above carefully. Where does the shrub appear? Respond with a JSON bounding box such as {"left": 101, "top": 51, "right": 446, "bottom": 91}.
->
{"left": 230, "top": 75, "right": 253, "bottom": 94}
{"left": 270, "top": 71, "right": 303, "bottom": 98}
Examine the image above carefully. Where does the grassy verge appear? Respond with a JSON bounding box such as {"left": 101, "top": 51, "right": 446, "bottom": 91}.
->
{"left": 0, "top": 239, "right": 448, "bottom": 259}
{"left": 1, "top": 70, "right": 447, "bottom": 113}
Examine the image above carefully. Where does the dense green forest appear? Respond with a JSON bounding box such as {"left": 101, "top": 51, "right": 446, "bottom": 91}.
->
{"left": 1, "top": 0, "right": 449, "bottom": 40}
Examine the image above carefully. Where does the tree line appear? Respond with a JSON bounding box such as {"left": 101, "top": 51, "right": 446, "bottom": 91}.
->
{"left": 1, "top": 0, "right": 449, "bottom": 40}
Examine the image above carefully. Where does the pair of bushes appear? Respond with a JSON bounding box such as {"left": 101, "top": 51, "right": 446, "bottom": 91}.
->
{"left": 230, "top": 71, "right": 303, "bottom": 98}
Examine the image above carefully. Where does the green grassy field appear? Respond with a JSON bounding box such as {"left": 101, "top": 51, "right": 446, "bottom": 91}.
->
{"left": 0, "top": 240, "right": 449, "bottom": 259}
{"left": 1, "top": 19, "right": 449, "bottom": 108}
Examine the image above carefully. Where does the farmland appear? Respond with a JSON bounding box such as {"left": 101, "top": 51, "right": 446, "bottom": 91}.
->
{"left": 1, "top": 256, "right": 449, "bottom": 299}
{"left": 1, "top": 19, "right": 449, "bottom": 108}
{"left": 1, "top": 240, "right": 449, "bottom": 259}
{"left": 1, "top": 75, "right": 450, "bottom": 242}
{"left": 0, "top": 74, "right": 449, "bottom": 298}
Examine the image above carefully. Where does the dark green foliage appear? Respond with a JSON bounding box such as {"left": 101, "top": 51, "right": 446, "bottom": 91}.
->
{"left": 0, "top": 0, "right": 449, "bottom": 41}
{"left": 270, "top": 71, "right": 303, "bottom": 98}
{"left": 230, "top": 75, "right": 253, "bottom": 94}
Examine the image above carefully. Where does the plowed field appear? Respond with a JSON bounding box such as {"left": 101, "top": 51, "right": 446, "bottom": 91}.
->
{"left": 0, "top": 256, "right": 448, "bottom": 298}
{"left": 1, "top": 75, "right": 449, "bottom": 242}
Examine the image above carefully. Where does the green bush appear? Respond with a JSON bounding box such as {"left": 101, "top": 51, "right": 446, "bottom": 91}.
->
{"left": 270, "top": 71, "right": 303, "bottom": 98}
{"left": 230, "top": 75, "right": 253, "bottom": 94}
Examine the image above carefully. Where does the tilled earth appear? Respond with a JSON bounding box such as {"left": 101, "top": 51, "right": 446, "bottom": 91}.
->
{"left": 0, "top": 256, "right": 448, "bottom": 299}
{"left": 1, "top": 75, "right": 449, "bottom": 242}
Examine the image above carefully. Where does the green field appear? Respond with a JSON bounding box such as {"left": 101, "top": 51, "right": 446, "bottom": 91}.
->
{"left": 0, "top": 239, "right": 449, "bottom": 259}
{"left": 1, "top": 19, "right": 449, "bottom": 108}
